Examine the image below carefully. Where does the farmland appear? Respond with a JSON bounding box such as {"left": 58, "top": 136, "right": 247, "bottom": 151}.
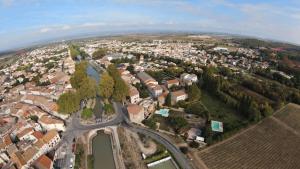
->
{"left": 197, "top": 103, "right": 300, "bottom": 169}
{"left": 274, "top": 103, "right": 300, "bottom": 133}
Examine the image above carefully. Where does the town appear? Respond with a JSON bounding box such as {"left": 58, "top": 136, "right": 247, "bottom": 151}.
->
{"left": 0, "top": 34, "right": 300, "bottom": 169}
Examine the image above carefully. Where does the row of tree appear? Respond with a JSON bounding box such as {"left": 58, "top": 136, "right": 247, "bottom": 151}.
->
{"left": 92, "top": 48, "right": 108, "bottom": 60}
{"left": 99, "top": 64, "right": 129, "bottom": 102}
{"left": 69, "top": 44, "right": 89, "bottom": 60}
{"left": 202, "top": 67, "right": 275, "bottom": 120}
{"left": 58, "top": 62, "right": 98, "bottom": 114}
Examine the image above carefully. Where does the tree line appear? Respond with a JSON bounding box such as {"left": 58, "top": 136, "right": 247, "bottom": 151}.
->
{"left": 58, "top": 61, "right": 98, "bottom": 114}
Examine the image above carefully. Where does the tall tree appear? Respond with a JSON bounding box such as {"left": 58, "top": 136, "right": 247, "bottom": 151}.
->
{"left": 112, "top": 77, "right": 129, "bottom": 102}
{"left": 78, "top": 77, "right": 98, "bottom": 99}
{"left": 99, "top": 72, "right": 115, "bottom": 102}
{"left": 168, "top": 116, "right": 188, "bottom": 134}
{"left": 58, "top": 91, "right": 80, "bottom": 114}
{"left": 187, "top": 84, "right": 201, "bottom": 102}
{"left": 107, "top": 64, "right": 119, "bottom": 80}
{"left": 261, "top": 102, "right": 273, "bottom": 117}
{"left": 70, "top": 61, "right": 88, "bottom": 89}
{"left": 92, "top": 48, "right": 107, "bottom": 59}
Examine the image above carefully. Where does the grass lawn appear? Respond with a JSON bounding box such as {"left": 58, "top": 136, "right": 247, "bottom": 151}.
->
{"left": 149, "top": 110, "right": 186, "bottom": 132}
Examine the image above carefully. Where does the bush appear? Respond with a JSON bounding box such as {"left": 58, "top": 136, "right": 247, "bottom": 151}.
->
{"left": 142, "top": 119, "right": 157, "bottom": 130}
{"left": 186, "top": 102, "right": 209, "bottom": 119}
{"left": 81, "top": 108, "right": 93, "bottom": 119}
{"left": 179, "top": 146, "right": 189, "bottom": 154}
{"left": 189, "top": 141, "right": 200, "bottom": 148}
{"left": 104, "top": 103, "right": 114, "bottom": 115}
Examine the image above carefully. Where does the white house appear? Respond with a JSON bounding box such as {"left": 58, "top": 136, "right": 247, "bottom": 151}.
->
{"left": 180, "top": 73, "right": 198, "bottom": 86}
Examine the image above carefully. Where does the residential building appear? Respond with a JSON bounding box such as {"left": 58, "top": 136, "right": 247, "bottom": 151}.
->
{"left": 127, "top": 104, "right": 145, "bottom": 124}
{"left": 170, "top": 90, "right": 188, "bottom": 105}
{"left": 148, "top": 84, "right": 163, "bottom": 98}
{"left": 33, "top": 155, "right": 53, "bottom": 169}
{"left": 38, "top": 115, "right": 65, "bottom": 131}
{"left": 137, "top": 72, "right": 158, "bottom": 86}
{"left": 129, "top": 86, "right": 140, "bottom": 104}
{"left": 180, "top": 73, "right": 198, "bottom": 86}
{"left": 165, "top": 79, "right": 180, "bottom": 88}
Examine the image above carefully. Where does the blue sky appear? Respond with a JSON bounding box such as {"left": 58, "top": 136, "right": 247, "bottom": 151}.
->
{"left": 0, "top": 0, "right": 300, "bottom": 51}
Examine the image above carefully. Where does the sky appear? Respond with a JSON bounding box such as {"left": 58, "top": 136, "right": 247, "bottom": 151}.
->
{"left": 0, "top": 0, "right": 300, "bottom": 51}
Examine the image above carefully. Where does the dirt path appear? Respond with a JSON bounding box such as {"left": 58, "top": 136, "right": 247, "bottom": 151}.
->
{"left": 130, "top": 131, "right": 157, "bottom": 156}
{"left": 189, "top": 150, "right": 209, "bottom": 169}
{"left": 118, "top": 128, "right": 147, "bottom": 169}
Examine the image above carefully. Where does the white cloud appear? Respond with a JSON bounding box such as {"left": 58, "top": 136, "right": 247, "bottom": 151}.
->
{"left": 40, "top": 28, "right": 51, "bottom": 33}
{"left": 81, "top": 22, "right": 107, "bottom": 27}
{"left": 1, "top": 0, "right": 14, "bottom": 6}
{"left": 61, "top": 25, "right": 71, "bottom": 30}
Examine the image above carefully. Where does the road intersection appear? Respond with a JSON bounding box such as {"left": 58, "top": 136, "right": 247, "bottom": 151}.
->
{"left": 59, "top": 101, "right": 193, "bottom": 169}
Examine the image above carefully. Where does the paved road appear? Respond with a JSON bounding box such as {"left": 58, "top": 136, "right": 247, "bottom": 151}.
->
{"left": 125, "top": 123, "right": 193, "bottom": 169}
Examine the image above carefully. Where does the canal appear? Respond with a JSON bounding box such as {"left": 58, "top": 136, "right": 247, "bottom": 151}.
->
{"left": 86, "top": 63, "right": 103, "bottom": 119}
{"left": 86, "top": 64, "right": 100, "bottom": 83}
{"left": 87, "top": 63, "right": 115, "bottom": 169}
{"left": 92, "top": 130, "right": 116, "bottom": 169}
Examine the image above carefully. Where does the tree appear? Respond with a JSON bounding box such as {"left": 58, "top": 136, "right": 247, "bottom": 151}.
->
{"left": 112, "top": 77, "right": 129, "bottom": 102}
{"left": 261, "top": 102, "right": 273, "bottom": 117}
{"left": 165, "top": 93, "right": 172, "bottom": 106}
{"left": 189, "top": 141, "right": 200, "bottom": 148}
{"left": 103, "top": 103, "right": 114, "bottom": 115}
{"left": 70, "top": 62, "right": 88, "bottom": 89}
{"left": 186, "top": 102, "right": 210, "bottom": 119}
{"left": 69, "top": 45, "right": 80, "bottom": 60}
{"left": 187, "top": 84, "right": 201, "bottom": 102}
{"left": 78, "top": 77, "right": 97, "bottom": 99}
{"left": 142, "top": 118, "right": 157, "bottom": 130}
{"left": 92, "top": 48, "right": 107, "bottom": 59}
{"left": 126, "top": 65, "right": 135, "bottom": 74}
{"left": 29, "top": 115, "right": 38, "bottom": 122}
{"left": 99, "top": 72, "right": 114, "bottom": 102}
{"left": 179, "top": 147, "right": 189, "bottom": 154}
{"left": 58, "top": 91, "right": 80, "bottom": 114}
{"left": 168, "top": 116, "right": 188, "bottom": 134}
{"left": 81, "top": 108, "right": 93, "bottom": 119}
{"left": 107, "top": 64, "right": 119, "bottom": 79}
{"left": 134, "top": 83, "right": 149, "bottom": 98}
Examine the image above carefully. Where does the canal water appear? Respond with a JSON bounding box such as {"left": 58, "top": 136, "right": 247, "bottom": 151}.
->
{"left": 86, "top": 64, "right": 100, "bottom": 83}
{"left": 86, "top": 63, "right": 103, "bottom": 119}
{"left": 92, "top": 130, "right": 116, "bottom": 169}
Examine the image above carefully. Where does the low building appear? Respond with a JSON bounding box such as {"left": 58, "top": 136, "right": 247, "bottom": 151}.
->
{"left": 16, "top": 128, "right": 35, "bottom": 141}
{"left": 137, "top": 72, "right": 158, "bottom": 86}
{"left": 42, "top": 130, "right": 60, "bottom": 152}
{"left": 139, "top": 98, "right": 157, "bottom": 118}
{"left": 165, "top": 79, "right": 180, "bottom": 88}
{"left": 33, "top": 155, "right": 53, "bottom": 169}
{"left": 128, "top": 86, "right": 140, "bottom": 104}
{"left": 127, "top": 104, "right": 145, "bottom": 124}
{"left": 186, "top": 128, "right": 202, "bottom": 141}
{"left": 148, "top": 84, "right": 163, "bottom": 98}
{"left": 38, "top": 115, "right": 65, "bottom": 131}
{"left": 170, "top": 90, "right": 188, "bottom": 105}
{"left": 180, "top": 73, "right": 198, "bottom": 86}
